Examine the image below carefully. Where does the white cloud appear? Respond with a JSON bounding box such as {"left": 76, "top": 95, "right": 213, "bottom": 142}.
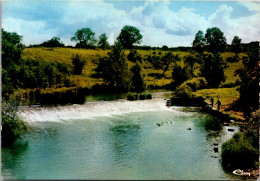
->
{"left": 2, "top": 0, "right": 259, "bottom": 47}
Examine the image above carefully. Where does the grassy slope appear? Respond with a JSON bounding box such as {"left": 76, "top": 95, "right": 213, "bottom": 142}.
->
{"left": 22, "top": 47, "right": 190, "bottom": 88}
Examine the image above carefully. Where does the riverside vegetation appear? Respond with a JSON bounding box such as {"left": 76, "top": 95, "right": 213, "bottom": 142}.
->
{"left": 2, "top": 26, "right": 259, "bottom": 175}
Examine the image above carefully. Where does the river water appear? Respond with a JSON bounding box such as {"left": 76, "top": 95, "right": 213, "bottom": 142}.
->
{"left": 2, "top": 96, "right": 240, "bottom": 180}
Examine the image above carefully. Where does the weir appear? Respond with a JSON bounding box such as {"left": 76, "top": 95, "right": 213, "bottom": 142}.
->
{"left": 169, "top": 97, "right": 240, "bottom": 122}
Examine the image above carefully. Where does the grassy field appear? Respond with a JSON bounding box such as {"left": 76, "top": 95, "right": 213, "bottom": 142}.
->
{"left": 22, "top": 47, "right": 191, "bottom": 89}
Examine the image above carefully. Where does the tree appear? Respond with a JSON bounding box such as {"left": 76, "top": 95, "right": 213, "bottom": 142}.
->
{"left": 184, "top": 53, "right": 202, "bottom": 76}
{"left": 231, "top": 36, "right": 242, "bottom": 54}
{"left": 72, "top": 54, "right": 86, "bottom": 75}
{"left": 127, "top": 49, "right": 143, "bottom": 63}
{"left": 160, "top": 52, "right": 180, "bottom": 77}
{"left": 200, "top": 53, "right": 227, "bottom": 88}
{"left": 2, "top": 29, "right": 24, "bottom": 99}
{"left": 41, "top": 37, "right": 65, "bottom": 47}
{"left": 117, "top": 25, "right": 143, "bottom": 49}
{"left": 205, "top": 27, "right": 227, "bottom": 53}
{"left": 2, "top": 96, "right": 29, "bottom": 145}
{"left": 131, "top": 62, "right": 145, "bottom": 93}
{"left": 235, "top": 48, "right": 259, "bottom": 118}
{"left": 172, "top": 64, "right": 192, "bottom": 88}
{"left": 95, "top": 41, "right": 131, "bottom": 91}
{"left": 192, "top": 30, "right": 205, "bottom": 52}
{"left": 98, "top": 33, "right": 110, "bottom": 49}
{"left": 71, "top": 27, "right": 96, "bottom": 48}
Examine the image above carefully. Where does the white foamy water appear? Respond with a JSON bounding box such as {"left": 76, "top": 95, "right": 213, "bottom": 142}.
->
{"left": 18, "top": 98, "right": 185, "bottom": 123}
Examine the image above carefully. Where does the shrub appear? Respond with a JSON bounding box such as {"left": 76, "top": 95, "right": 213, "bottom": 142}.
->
{"left": 72, "top": 54, "right": 86, "bottom": 75}
{"left": 2, "top": 97, "right": 29, "bottom": 145}
{"left": 139, "top": 94, "right": 146, "bottom": 100}
{"left": 127, "top": 93, "right": 139, "bottom": 101}
{"left": 146, "top": 94, "right": 152, "bottom": 99}
{"left": 221, "top": 132, "right": 259, "bottom": 169}
{"left": 226, "top": 55, "right": 239, "bottom": 63}
{"left": 204, "top": 117, "right": 222, "bottom": 131}
{"left": 185, "top": 77, "right": 207, "bottom": 91}
{"left": 174, "top": 84, "right": 193, "bottom": 98}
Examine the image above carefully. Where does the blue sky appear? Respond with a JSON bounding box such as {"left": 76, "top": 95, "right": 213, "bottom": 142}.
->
{"left": 2, "top": 0, "right": 260, "bottom": 47}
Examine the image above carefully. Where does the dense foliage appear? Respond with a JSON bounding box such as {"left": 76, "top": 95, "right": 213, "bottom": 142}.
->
{"left": 71, "top": 27, "right": 96, "bottom": 48}
{"left": 200, "top": 53, "right": 227, "bottom": 88}
{"left": 2, "top": 97, "right": 29, "bottom": 145}
{"left": 41, "top": 37, "right": 65, "bottom": 47}
{"left": 235, "top": 48, "right": 259, "bottom": 117}
{"left": 118, "top": 25, "right": 143, "bottom": 49}
{"left": 95, "top": 41, "right": 131, "bottom": 91}
{"left": 98, "top": 33, "right": 110, "bottom": 49}
{"left": 72, "top": 54, "right": 86, "bottom": 75}
{"left": 130, "top": 62, "right": 145, "bottom": 93}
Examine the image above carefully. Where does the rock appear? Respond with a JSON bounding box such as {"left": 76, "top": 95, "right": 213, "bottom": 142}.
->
{"left": 228, "top": 128, "right": 235, "bottom": 132}
{"left": 211, "top": 155, "right": 217, "bottom": 158}
{"left": 213, "top": 142, "right": 218, "bottom": 146}
{"left": 187, "top": 128, "right": 191, "bottom": 130}
{"left": 224, "top": 122, "right": 229, "bottom": 126}
{"left": 216, "top": 137, "right": 220, "bottom": 140}
{"left": 230, "top": 120, "right": 235, "bottom": 123}
{"left": 214, "top": 147, "right": 218, "bottom": 152}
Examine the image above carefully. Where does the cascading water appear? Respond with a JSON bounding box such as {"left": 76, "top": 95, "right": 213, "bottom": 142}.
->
{"left": 18, "top": 98, "right": 187, "bottom": 123}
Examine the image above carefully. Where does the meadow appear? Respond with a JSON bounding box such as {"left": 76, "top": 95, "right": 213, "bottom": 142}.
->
{"left": 22, "top": 47, "right": 243, "bottom": 89}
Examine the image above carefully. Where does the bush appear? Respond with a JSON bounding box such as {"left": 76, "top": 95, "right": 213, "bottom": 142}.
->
{"left": 226, "top": 55, "right": 239, "bottom": 63}
{"left": 174, "top": 84, "right": 193, "bottom": 98}
{"left": 204, "top": 117, "right": 222, "bottom": 131}
{"left": 185, "top": 77, "right": 207, "bottom": 91}
{"left": 2, "top": 97, "right": 29, "bottom": 145}
{"left": 221, "top": 132, "right": 259, "bottom": 169}
{"left": 72, "top": 54, "right": 86, "bottom": 75}
{"left": 220, "top": 79, "right": 241, "bottom": 88}
{"left": 139, "top": 94, "right": 146, "bottom": 100}
{"left": 146, "top": 94, "right": 152, "bottom": 99}
{"left": 127, "top": 93, "right": 139, "bottom": 101}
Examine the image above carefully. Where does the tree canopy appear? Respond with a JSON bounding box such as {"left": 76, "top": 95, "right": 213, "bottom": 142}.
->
{"left": 95, "top": 41, "right": 131, "bottom": 91}
{"left": 71, "top": 27, "right": 96, "bottom": 48}
{"left": 205, "top": 27, "right": 227, "bottom": 53}
{"left": 98, "top": 33, "right": 110, "bottom": 49}
{"left": 192, "top": 30, "right": 205, "bottom": 52}
{"left": 41, "top": 37, "right": 65, "bottom": 47}
{"left": 117, "top": 25, "right": 143, "bottom": 49}
{"left": 231, "top": 36, "right": 242, "bottom": 54}
{"left": 200, "top": 52, "right": 227, "bottom": 88}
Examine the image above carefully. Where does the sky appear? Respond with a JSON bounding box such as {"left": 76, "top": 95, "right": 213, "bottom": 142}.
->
{"left": 2, "top": 0, "right": 260, "bottom": 47}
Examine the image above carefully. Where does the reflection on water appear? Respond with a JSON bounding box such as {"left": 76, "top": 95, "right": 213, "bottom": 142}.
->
{"left": 109, "top": 124, "right": 141, "bottom": 163}
{"left": 2, "top": 102, "right": 240, "bottom": 180}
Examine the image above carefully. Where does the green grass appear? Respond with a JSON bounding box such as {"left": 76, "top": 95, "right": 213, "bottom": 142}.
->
{"left": 22, "top": 48, "right": 244, "bottom": 95}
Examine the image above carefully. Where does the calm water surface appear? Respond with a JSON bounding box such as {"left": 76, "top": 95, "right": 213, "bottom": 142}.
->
{"left": 2, "top": 99, "right": 239, "bottom": 179}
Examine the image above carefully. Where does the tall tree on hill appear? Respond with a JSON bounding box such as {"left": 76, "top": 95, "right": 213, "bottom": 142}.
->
{"left": 192, "top": 30, "right": 205, "bottom": 52}
{"left": 41, "top": 37, "right": 65, "bottom": 47}
{"left": 117, "top": 25, "right": 143, "bottom": 49}
{"left": 98, "top": 33, "right": 110, "bottom": 49}
{"left": 231, "top": 36, "right": 243, "bottom": 54}
{"left": 205, "top": 27, "right": 227, "bottom": 53}
{"left": 200, "top": 53, "right": 227, "bottom": 88}
{"left": 95, "top": 41, "right": 131, "bottom": 91}
{"left": 71, "top": 27, "right": 96, "bottom": 48}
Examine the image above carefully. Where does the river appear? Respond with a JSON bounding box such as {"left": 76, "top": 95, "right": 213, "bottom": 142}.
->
{"left": 1, "top": 92, "right": 240, "bottom": 179}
